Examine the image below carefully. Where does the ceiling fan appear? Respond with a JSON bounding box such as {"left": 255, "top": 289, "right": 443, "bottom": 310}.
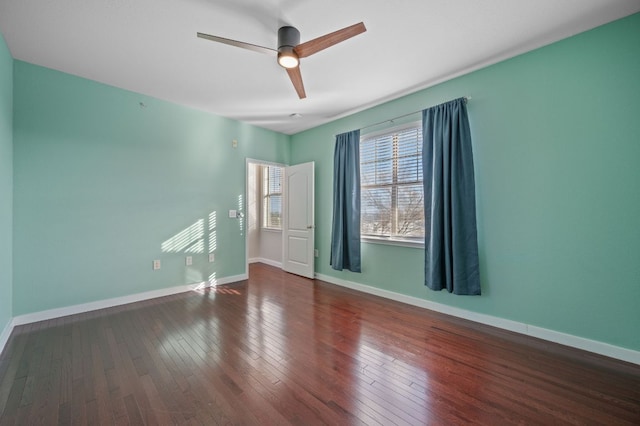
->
{"left": 197, "top": 22, "right": 366, "bottom": 99}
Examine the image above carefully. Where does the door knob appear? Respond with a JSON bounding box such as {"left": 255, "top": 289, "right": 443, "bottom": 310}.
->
{"left": 307, "top": 225, "right": 313, "bottom": 229}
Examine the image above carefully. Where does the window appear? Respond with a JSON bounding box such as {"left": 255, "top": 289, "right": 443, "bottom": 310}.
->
{"left": 262, "top": 165, "right": 283, "bottom": 229}
{"left": 360, "top": 122, "right": 424, "bottom": 245}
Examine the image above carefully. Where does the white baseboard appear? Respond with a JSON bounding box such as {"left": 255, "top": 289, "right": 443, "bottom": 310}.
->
{"left": 0, "top": 318, "right": 15, "bottom": 356}
{"left": 12, "top": 272, "right": 248, "bottom": 327}
{"left": 249, "top": 258, "right": 283, "bottom": 269}
{"left": 315, "top": 273, "right": 640, "bottom": 366}
{"left": 215, "top": 273, "right": 249, "bottom": 286}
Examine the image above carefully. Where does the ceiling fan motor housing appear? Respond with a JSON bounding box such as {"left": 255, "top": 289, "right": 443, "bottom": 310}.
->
{"left": 278, "top": 26, "right": 300, "bottom": 50}
{"left": 277, "top": 26, "right": 301, "bottom": 68}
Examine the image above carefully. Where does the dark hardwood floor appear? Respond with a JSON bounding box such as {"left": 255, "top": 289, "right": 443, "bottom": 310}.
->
{"left": 0, "top": 263, "right": 639, "bottom": 425}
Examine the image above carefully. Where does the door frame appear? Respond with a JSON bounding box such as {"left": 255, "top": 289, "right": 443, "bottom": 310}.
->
{"left": 244, "top": 158, "right": 287, "bottom": 278}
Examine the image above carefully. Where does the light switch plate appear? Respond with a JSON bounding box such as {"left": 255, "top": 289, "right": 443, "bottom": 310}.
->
{"left": 229, "top": 209, "right": 237, "bottom": 218}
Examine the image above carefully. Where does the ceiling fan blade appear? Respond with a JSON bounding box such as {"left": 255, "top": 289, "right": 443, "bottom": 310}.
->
{"left": 286, "top": 66, "right": 306, "bottom": 99}
{"left": 197, "top": 32, "right": 276, "bottom": 55}
{"left": 294, "top": 22, "right": 366, "bottom": 58}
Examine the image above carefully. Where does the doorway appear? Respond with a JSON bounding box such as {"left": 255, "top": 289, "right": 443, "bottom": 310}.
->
{"left": 245, "top": 159, "right": 315, "bottom": 279}
{"left": 246, "top": 160, "right": 286, "bottom": 271}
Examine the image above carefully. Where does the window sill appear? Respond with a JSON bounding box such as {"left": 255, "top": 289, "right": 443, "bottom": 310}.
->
{"left": 261, "top": 227, "right": 282, "bottom": 233}
{"left": 361, "top": 236, "right": 424, "bottom": 249}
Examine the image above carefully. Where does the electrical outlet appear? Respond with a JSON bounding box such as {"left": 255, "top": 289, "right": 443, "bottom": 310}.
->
{"left": 314, "top": 249, "right": 319, "bottom": 258}
{"left": 152, "top": 260, "right": 161, "bottom": 270}
{"left": 209, "top": 253, "right": 215, "bottom": 262}
{"left": 185, "top": 256, "right": 192, "bottom": 266}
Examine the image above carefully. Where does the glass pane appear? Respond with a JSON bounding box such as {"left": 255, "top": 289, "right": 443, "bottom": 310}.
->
{"left": 263, "top": 165, "right": 283, "bottom": 229}
{"left": 397, "top": 128, "right": 421, "bottom": 156}
{"left": 361, "top": 187, "right": 391, "bottom": 236}
{"left": 360, "top": 138, "right": 378, "bottom": 162}
{"left": 397, "top": 155, "right": 420, "bottom": 183}
{"left": 375, "top": 136, "right": 393, "bottom": 160}
{"left": 360, "top": 161, "right": 377, "bottom": 186}
{"left": 395, "top": 184, "right": 424, "bottom": 237}
{"left": 267, "top": 195, "right": 282, "bottom": 228}
{"left": 269, "top": 167, "right": 282, "bottom": 193}
{"left": 375, "top": 159, "right": 393, "bottom": 185}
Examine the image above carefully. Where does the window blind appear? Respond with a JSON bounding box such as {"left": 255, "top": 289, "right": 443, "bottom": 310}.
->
{"left": 263, "top": 166, "right": 283, "bottom": 228}
{"left": 360, "top": 124, "right": 424, "bottom": 241}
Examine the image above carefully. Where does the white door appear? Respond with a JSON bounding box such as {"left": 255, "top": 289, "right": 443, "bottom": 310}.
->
{"left": 282, "top": 162, "right": 315, "bottom": 278}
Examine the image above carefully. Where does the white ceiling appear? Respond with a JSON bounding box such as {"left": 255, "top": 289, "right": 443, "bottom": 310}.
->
{"left": 1, "top": 0, "right": 639, "bottom": 135}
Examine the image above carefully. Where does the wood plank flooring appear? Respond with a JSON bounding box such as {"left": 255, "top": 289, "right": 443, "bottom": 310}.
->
{"left": 0, "top": 262, "right": 639, "bottom": 425}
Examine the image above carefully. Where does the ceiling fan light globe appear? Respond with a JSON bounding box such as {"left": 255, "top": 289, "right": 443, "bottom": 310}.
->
{"left": 278, "top": 47, "right": 299, "bottom": 69}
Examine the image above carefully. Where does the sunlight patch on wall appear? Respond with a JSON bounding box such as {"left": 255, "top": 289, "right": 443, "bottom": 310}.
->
{"left": 161, "top": 219, "right": 204, "bottom": 253}
{"left": 209, "top": 232, "right": 217, "bottom": 252}
{"left": 208, "top": 272, "right": 217, "bottom": 286}
{"left": 161, "top": 210, "right": 219, "bottom": 255}
{"left": 209, "top": 211, "right": 217, "bottom": 230}
{"left": 159, "top": 211, "right": 221, "bottom": 289}
{"left": 185, "top": 240, "right": 205, "bottom": 253}
{"left": 209, "top": 211, "right": 217, "bottom": 253}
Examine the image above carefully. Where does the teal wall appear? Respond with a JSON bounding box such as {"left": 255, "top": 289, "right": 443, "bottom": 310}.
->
{"left": 0, "top": 34, "right": 12, "bottom": 332}
{"left": 12, "top": 62, "right": 290, "bottom": 315}
{"left": 291, "top": 13, "right": 640, "bottom": 351}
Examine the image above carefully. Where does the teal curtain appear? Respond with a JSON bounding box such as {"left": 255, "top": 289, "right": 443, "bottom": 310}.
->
{"left": 330, "top": 130, "right": 361, "bottom": 272}
{"left": 422, "top": 98, "right": 480, "bottom": 295}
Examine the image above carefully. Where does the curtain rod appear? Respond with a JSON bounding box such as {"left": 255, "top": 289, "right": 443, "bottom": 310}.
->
{"left": 337, "top": 96, "right": 472, "bottom": 136}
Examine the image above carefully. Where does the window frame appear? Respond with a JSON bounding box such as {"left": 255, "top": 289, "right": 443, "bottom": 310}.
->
{"left": 360, "top": 121, "right": 425, "bottom": 249}
{"left": 262, "top": 165, "right": 284, "bottom": 230}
